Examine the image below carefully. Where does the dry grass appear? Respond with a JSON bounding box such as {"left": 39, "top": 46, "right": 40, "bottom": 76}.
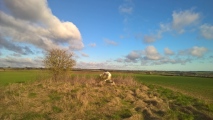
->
{"left": 0, "top": 74, "right": 212, "bottom": 120}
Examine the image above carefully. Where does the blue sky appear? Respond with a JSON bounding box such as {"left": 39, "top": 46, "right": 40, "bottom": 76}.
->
{"left": 0, "top": 0, "right": 213, "bottom": 71}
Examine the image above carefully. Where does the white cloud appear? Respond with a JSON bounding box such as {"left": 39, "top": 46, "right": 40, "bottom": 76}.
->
{"left": 0, "top": 0, "right": 83, "bottom": 53}
{"left": 143, "top": 35, "right": 156, "bottom": 43}
{"left": 115, "top": 58, "right": 124, "bottom": 62}
{"left": 142, "top": 23, "right": 171, "bottom": 44}
{"left": 0, "top": 34, "right": 33, "bottom": 55}
{"left": 120, "top": 46, "right": 161, "bottom": 63}
{"left": 142, "top": 9, "right": 200, "bottom": 44}
{"left": 81, "top": 52, "right": 89, "bottom": 57}
{"left": 144, "top": 46, "right": 161, "bottom": 60}
{"left": 152, "top": 57, "right": 191, "bottom": 65}
{"left": 104, "top": 39, "right": 118, "bottom": 46}
{"left": 172, "top": 9, "right": 200, "bottom": 33}
{"left": 190, "top": 46, "right": 207, "bottom": 57}
{"left": 125, "top": 51, "right": 142, "bottom": 62}
{"left": 178, "top": 46, "right": 208, "bottom": 57}
{"left": 164, "top": 47, "right": 174, "bottom": 55}
{"left": 119, "top": 0, "right": 134, "bottom": 26}
{"left": 159, "top": 23, "right": 171, "bottom": 33}
{"left": 0, "top": 56, "right": 43, "bottom": 67}
{"left": 76, "top": 61, "right": 120, "bottom": 69}
{"left": 114, "top": 46, "right": 207, "bottom": 67}
{"left": 88, "top": 43, "right": 96, "bottom": 47}
{"left": 200, "top": 24, "right": 213, "bottom": 40}
{"left": 119, "top": 0, "right": 133, "bottom": 14}
{"left": 119, "top": 5, "right": 133, "bottom": 14}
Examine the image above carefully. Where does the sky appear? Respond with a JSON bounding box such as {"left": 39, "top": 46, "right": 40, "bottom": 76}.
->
{"left": 0, "top": 0, "right": 213, "bottom": 71}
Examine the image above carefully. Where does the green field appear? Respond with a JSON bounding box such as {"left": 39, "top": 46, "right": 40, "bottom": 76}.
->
{"left": 1, "top": 70, "right": 213, "bottom": 103}
{"left": 0, "top": 70, "right": 48, "bottom": 86}
{"left": 135, "top": 74, "right": 213, "bottom": 103}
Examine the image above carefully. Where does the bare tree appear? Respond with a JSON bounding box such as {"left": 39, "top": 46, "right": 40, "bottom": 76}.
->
{"left": 44, "top": 49, "right": 76, "bottom": 80}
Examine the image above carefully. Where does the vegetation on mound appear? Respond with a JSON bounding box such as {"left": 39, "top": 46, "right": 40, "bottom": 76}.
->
{"left": 0, "top": 75, "right": 213, "bottom": 120}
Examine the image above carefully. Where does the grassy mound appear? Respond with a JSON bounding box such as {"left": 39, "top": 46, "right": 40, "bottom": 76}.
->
{"left": 0, "top": 75, "right": 212, "bottom": 120}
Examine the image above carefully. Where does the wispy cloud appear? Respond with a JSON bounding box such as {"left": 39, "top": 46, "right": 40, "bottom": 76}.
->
{"left": 200, "top": 24, "right": 213, "bottom": 40}
{"left": 76, "top": 61, "right": 121, "bottom": 69}
{"left": 114, "top": 58, "right": 124, "bottom": 63}
{"left": 104, "top": 39, "right": 118, "bottom": 46}
{"left": 151, "top": 57, "right": 192, "bottom": 66}
{"left": 142, "top": 9, "right": 200, "bottom": 43}
{"left": 119, "top": 0, "right": 134, "bottom": 27}
{"left": 81, "top": 52, "right": 89, "bottom": 57}
{"left": 119, "top": 0, "right": 133, "bottom": 14}
{"left": 119, "top": 5, "right": 133, "bottom": 14}
{"left": 143, "top": 35, "right": 157, "bottom": 43}
{"left": 172, "top": 9, "right": 200, "bottom": 34}
{"left": 88, "top": 43, "right": 96, "bottom": 47}
{"left": 164, "top": 47, "right": 175, "bottom": 55}
{"left": 178, "top": 46, "right": 208, "bottom": 57}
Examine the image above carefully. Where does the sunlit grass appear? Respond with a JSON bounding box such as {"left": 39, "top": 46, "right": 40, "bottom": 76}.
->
{"left": 135, "top": 74, "right": 213, "bottom": 104}
{"left": 0, "top": 70, "right": 49, "bottom": 86}
{"left": 0, "top": 70, "right": 213, "bottom": 119}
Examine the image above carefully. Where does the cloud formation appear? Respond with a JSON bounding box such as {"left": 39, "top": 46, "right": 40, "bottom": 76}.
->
{"left": 119, "top": 0, "right": 134, "bottom": 26}
{"left": 76, "top": 61, "right": 121, "bottom": 70}
{"left": 104, "top": 39, "right": 118, "bottom": 46}
{"left": 178, "top": 46, "right": 208, "bottom": 57}
{"left": 81, "top": 52, "right": 89, "bottom": 57}
{"left": 125, "top": 51, "right": 141, "bottom": 63}
{"left": 88, "top": 43, "right": 96, "bottom": 47}
{"left": 144, "top": 46, "right": 161, "bottom": 60}
{"left": 172, "top": 9, "right": 200, "bottom": 33}
{"left": 119, "top": 6, "right": 133, "bottom": 14}
{"left": 142, "top": 9, "right": 201, "bottom": 43}
{"left": 121, "top": 46, "right": 161, "bottom": 63}
{"left": 119, "top": 0, "right": 133, "bottom": 14}
{"left": 114, "top": 45, "right": 208, "bottom": 67}
{"left": 190, "top": 46, "right": 208, "bottom": 57}
{"left": 151, "top": 57, "right": 191, "bottom": 66}
{"left": 0, "top": 56, "right": 43, "bottom": 67}
{"left": 200, "top": 24, "right": 213, "bottom": 40}
{"left": 0, "top": 34, "right": 33, "bottom": 55}
{"left": 143, "top": 35, "right": 157, "bottom": 43}
{"left": 164, "top": 47, "right": 174, "bottom": 55}
{"left": 0, "top": 0, "right": 83, "bottom": 53}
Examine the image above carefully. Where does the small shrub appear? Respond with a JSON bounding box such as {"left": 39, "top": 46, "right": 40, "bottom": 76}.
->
{"left": 43, "top": 49, "right": 76, "bottom": 81}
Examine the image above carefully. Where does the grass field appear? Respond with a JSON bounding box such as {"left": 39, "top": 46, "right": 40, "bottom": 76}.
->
{"left": 1, "top": 70, "right": 213, "bottom": 103}
{"left": 0, "top": 70, "right": 49, "bottom": 86}
{"left": 0, "top": 70, "right": 213, "bottom": 119}
{"left": 1, "top": 70, "right": 212, "bottom": 104}
{"left": 134, "top": 74, "right": 213, "bottom": 104}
